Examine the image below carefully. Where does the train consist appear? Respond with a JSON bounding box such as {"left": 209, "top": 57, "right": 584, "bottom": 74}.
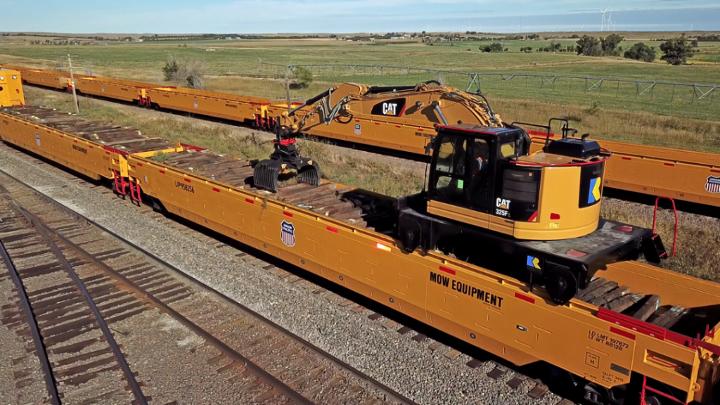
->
{"left": 3, "top": 64, "right": 719, "bottom": 211}
{"left": 1, "top": 88, "right": 719, "bottom": 402}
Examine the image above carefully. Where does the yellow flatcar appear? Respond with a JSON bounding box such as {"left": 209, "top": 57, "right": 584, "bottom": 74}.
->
{"left": 4, "top": 64, "right": 719, "bottom": 209}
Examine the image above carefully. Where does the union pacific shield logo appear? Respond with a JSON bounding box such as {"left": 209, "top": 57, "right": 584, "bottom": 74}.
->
{"left": 280, "top": 220, "right": 296, "bottom": 247}
{"left": 707, "top": 176, "right": 720, "bottom": 194}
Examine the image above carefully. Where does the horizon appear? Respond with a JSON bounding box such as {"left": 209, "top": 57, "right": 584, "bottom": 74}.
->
{"left": 4, "top": 29, "right": 720, "bottom": 36}
{"left": 1, "top": 1, "right": 719, "bottom": 34}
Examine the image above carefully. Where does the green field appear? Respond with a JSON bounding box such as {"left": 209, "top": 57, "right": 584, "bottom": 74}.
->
{"left": 1, "top": 34, "right": 719, "bottom": 151}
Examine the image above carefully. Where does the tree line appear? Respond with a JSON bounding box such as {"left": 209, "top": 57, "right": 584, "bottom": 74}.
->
{"left": 471, "top": 34, "right": 697, "bottom": 65}
{"left": 575, "top": 34, "right": 697, "bottom": 65}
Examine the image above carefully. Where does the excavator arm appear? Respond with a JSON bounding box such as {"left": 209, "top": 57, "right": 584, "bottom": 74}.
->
{"left": 253, "top": 81, "right": 506, "bottom": 192}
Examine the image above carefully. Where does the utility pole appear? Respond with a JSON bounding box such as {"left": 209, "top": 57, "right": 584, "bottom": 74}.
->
{"left": 67, "top": 54, "right": 80, "bottom": 114}
{"left": 285, "top": 65, "right": 291, "bottom": 114}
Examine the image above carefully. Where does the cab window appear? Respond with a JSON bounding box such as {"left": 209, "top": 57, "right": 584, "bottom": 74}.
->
{"left": 432, "top": 134, "right": 467, "bottom": 204}
{"left": 468, "top": 138, "right": 492, "bottom": 210}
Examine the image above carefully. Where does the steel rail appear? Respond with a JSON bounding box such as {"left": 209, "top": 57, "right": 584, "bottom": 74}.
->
{"left": 7, "top": 200, "right": 148, "bottom": 405}
{"left": 8, "top": 193, "right": 313, "bottom": 405}
{"left": 0, "top": 237, "right": 61, "bottom": 405}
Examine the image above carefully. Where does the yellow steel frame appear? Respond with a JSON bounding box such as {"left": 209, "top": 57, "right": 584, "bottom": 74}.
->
{"left": 0, "top": 69, "right": 25, "bottom": 107}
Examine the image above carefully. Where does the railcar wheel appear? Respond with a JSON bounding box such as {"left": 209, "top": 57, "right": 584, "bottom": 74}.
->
{"left": 582, "top": 382, "right": 627, "bottom": 405}
{"left": 545, "top": 267, "right": 577, "bottom": 304}
{"left": 643, "top": 395, "right": 662, "bottom": 405}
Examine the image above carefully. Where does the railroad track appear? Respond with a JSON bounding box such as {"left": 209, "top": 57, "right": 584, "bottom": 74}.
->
{"left": 0, "top": 187, "right": 147, "bottom": 404}
{"left": 0, "top": 169, "right": 415, "bottom": 404}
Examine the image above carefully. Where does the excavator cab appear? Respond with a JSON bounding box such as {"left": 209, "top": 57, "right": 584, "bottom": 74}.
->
{"left": 425, "top": 124, "right": 605, "bottom": 241}
{"left": 427, "top": 126, "right": 530, "bottom": 224}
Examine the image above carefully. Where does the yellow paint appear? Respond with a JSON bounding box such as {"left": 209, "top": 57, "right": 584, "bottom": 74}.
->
{"left": 0, "top": 70, "right": 24, "bottom": 107}
{"left": 429, "top": 164, "right": 601, "bottom": 241}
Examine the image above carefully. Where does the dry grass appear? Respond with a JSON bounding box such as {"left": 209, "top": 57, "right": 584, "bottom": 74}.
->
{"left": 602, "top": 199, "right": 720, "bottom": 281}
{"left": 22, "top": 87, "right": 720, "bottom": 281}
{"left": 493, "top": 98, "right": 720, "bottom": 152}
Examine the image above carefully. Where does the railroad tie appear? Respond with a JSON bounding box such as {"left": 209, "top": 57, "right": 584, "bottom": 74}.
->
{"left": 630, "top": 295, "right": 661, "bottom": 321}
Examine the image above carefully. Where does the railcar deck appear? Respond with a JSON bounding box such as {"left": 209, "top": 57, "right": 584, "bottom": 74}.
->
{"left": 2, "top": 106, "right": 173, "bottom": 153}
{"left": 153, "top": 149, "right": 399, "bottom": 231}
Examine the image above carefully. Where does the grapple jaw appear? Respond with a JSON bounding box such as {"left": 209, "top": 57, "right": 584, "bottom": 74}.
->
{"left": 252, "top": 156, "right": 321, "bottom": 192}
{"left": 297, "top": 159, "right": 321, "bottom": 187}
{"left": 252, "top": 121, "right": 322, "bottom": 192}
{"left": 252, "top": 158, "right": 281, "bottom": 192}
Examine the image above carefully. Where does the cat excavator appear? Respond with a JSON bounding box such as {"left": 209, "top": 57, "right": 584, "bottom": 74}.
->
{"left": 396, "top": 121, "right": 667, "bottom": 303}
{"left": 251, "top": 82, "right": 667, "bottom": 303}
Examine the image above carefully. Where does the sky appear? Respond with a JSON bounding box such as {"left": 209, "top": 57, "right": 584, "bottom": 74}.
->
{"left": 2, "top": 0, "right": 719, "bottom": 33}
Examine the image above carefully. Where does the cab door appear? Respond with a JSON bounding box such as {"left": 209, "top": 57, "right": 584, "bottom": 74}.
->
{"left": 465, "top": 136, "right": 496, "bottom": 213}
{"left": 427, "top": 133, "right": 495, "bottom": 231}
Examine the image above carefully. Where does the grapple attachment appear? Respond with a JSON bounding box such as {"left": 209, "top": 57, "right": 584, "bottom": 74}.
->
{"left": 253, "top": 155, "right": 320, "bottom": 192}
{"left": 252, "top": 125, "right": 321, "bottom": 192}
{"left": 253, "top": 158, "right": 282, "bottom": 192}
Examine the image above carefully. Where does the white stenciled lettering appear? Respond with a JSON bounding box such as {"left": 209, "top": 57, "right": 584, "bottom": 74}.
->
{"left": 495, "top": 198, "right": 511, "bottom": 210}
{"left": 382, "top": 103, "right": 398, "bottom": 115}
